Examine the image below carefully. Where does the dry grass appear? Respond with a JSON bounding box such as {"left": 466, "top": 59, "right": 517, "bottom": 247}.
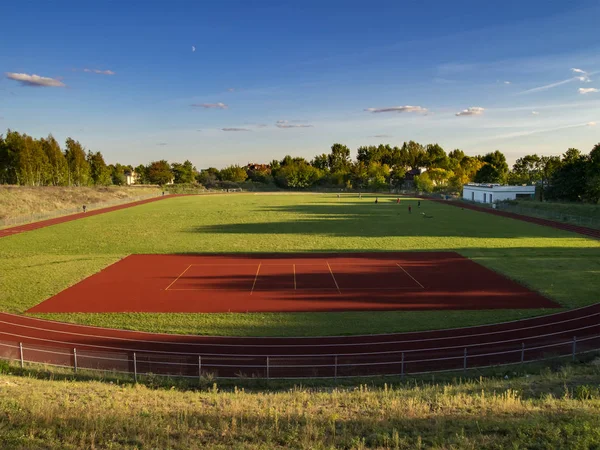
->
{"left": 0, "top": 185, "right": 161, "bottom": 220}
{"left": 1, "top": 360, "right": 600, "bottom": 449}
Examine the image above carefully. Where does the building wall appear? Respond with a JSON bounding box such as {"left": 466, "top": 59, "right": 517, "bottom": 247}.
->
{"left": 462, "top": 187, "right": 534, "bottom": 204}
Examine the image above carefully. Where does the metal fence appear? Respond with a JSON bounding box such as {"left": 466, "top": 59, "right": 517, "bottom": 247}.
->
{"left": 1, "top": 331, "right": 599, "bottom": 381}
{"left": 0, "top": 192, "right": 163, "bottom": 229}
{"left": 495, "top": 203, "right": 600, "bottom": 230}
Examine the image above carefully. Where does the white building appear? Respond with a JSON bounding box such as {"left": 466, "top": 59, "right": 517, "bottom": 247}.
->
{"left": 462, "top": 184, "right": 535, "bottom": 204}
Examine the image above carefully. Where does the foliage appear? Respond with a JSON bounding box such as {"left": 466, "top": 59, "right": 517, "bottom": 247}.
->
{"left": 219, "top": 164, "right": 248, "bottom": 183}
{"left": 146, "top": 160, "right": 173, "bottom": 185}
{"left": 171, "top": 160, "right": 196, "bottom": 184}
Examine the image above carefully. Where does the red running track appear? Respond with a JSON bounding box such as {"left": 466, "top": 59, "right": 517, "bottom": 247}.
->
{"left": 0, "top": 195, "right": 179, "bottom": 238}
{"left": 434, "top": 198, "right": 600, "bottom": 240}
{"left": 1, "top": 304, "right": 599, "bottom": 378}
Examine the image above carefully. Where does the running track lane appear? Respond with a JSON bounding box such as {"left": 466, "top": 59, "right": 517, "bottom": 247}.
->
{"left": 0, "top": 304, "right": 599, "bottom": 378}
{"left": 432, "top": 198, "right": 600, "bottom": 240}
{"left": 0, "top": 195, "right": 182, "bottom": 238}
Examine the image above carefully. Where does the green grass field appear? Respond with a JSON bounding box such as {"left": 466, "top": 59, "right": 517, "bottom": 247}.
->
{"left": 1, "top": 193, "right": 599, "bottom": 336}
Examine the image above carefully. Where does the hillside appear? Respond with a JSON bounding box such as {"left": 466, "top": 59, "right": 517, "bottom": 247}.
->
{"left": 1, "top": 360, "right": 600, "bottom": 449}
{"left": 0, "top": 185, "right": 161, "bottom": 221}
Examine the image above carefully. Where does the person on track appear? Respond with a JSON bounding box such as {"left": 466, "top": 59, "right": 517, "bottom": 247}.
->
{"left": 82, "top": 205, "right": 87, "bottom": 213}
{"left": 418, "top": 200, "right": 421, "bottom": 208}
{"left": 408, "top": 205, "right": 412, "bottom": 214}
{"left": 396, "top": 198, "right": 400, "bottom": 204}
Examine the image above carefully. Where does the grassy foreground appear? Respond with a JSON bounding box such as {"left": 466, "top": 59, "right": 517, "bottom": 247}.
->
{"left": 1, "top": 359, "right": 600, "bottom": 449}
{"left": 1, "top": 193, "right": 599, "bottom": 336}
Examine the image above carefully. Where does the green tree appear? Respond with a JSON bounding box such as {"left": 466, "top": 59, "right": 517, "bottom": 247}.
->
{"left": 311, "top": 154, "right": 329, "bottom": 171}
{"left": 414, "top": 172, "right": 434, "bottom": 193}
{"left": 510, "top": 154, "right": 542, "bottom": 185}
{"left": 41, "top": 135, "right": 68, "bottom": 186}
{"left": 197, "top": 169, "right": 219, "bottom": 187}
{"left": 172, "top": 160, "right": 196, "bottom": 184}
{"left": 328, "top": 143, "right": 351, "bottom": 173}
{"left": 405, "top": 141, "right": 427, "bottom": 169}
{"left": 134, "top": 164, "right": 149, "bottom": 184}
{"left": 219, "top": 165, "right": 248, "bottom": 183}
{"left": 474, "top": 164, "right": 502, "bottom": 183}
{"left": 87, "top": 151, "right": 112, "bottom": 186}
{"left": 64, "top": 138, "right": 91, "bottom": 186}
{"left": 147, "top": 160, "right": 173, "bottom": 185}
{"left": 275, "top": 161, "right": 322, "bottom": 188}
{"left": 110, "top": 164, "right": 127, "bottom": 186}
{"left": 425, "top": 144, "right": 448, "bottom": 169}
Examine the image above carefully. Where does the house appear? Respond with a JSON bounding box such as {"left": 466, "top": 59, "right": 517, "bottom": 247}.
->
{"left": 462, "top": 183, "right": 535, "bottom": 204}
{"left": 124, "top": 170, "right": 139, "bottom": 186}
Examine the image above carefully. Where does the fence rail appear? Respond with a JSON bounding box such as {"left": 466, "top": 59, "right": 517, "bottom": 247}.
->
{"left": 495, "top": 203, "right": 600, "bottom": 230}
{"left": 0, "top": 192, "right": 163, "bottom": 228}
{"left": 1, "top": 332, "right": 598, "bottom": 380}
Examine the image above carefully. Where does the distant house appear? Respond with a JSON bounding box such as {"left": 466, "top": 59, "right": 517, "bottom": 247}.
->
{"left": 462, "top": 183, "right": 535, "bottom": 204}
{"left": 245, "top": 163, "right": 271, "bottom": 172}
{"left": 124, "top": 170, "right": 139, "bottom": 186}
{"left": 404, "top": 168, "right": 422, "bottom": 181}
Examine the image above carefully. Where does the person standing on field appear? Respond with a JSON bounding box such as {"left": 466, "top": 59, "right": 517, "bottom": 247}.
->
{"left": 408, "top": 205, "right": 412, "bottom": 214}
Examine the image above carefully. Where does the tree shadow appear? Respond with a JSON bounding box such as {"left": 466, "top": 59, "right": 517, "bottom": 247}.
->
{"left": 188, "top": 201, "right": 586, "bottom": 239}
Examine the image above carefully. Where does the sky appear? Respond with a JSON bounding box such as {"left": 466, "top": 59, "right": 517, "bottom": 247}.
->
{"left": 1, "top": 0, "right": 599, "bottom": 168}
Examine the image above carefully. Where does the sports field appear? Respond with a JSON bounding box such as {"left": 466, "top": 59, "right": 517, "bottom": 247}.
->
{"left": 1, "top": 194, "right": 599, "bottom": 336}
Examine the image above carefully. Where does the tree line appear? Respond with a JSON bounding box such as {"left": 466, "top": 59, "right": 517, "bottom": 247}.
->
{"left": 1, "top": 129, "right": 598, "bottom": 202}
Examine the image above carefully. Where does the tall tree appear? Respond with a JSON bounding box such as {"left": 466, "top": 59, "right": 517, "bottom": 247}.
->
{"left": 87, "top": 151, "right": 112, "bottom": 185}
{"left": 219, "top": 165, "right": 248, "bottom": 183}
{"left": 328, "top": 143, "right": 351, "bottom": 173}
{"left": 510, "top": 154, "right": 542, "bottom": 185}
{"left": 425, "top": 144, "right": 448, "bottom": 169}
{"left": 64, "top": 138, "right": 91, "bottom": 186}
{"left": 171, "top": 160, "right": 196, "bottom": 184}
{"left": 41, "top": 135, "right": 68, "bottom": 186}
{"left": 405, "top": 141, "right": 427, "bottom": 169}
{"left": 147, "top": 160, "right": 174, "bottom": 185}
{"left": 311, "top": 154, "right": 329, "bottom": 171}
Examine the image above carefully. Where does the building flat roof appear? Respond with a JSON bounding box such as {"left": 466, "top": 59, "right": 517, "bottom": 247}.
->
{"left": 463, "top": 184, "right": 535, "bottom": 192}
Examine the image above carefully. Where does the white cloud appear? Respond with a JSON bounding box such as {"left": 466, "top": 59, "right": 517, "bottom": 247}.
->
{"left": 5, "top": 72, "right": 65, "bottom": 87}
{"left": 531, "top": 111, "right": 539, "bottom": 115}
{"left": 275, "top": 120, "right": 313, "bottom": 128}
{"left": 455, "top": 106, "right": 485, "bottom": 117}
{"left": 157, "top": 142, "right": 168, "bottom": 146}
{"left": 579, "top": 88, "right": 598, "bottom": 94}
{"left": 191, "top": 102, "right": 228, "bottom": 109}
{"left": 83, "top": 68, "right": 115, "bottom": 75}
{"left": 227, "top": 88, "right": 235, "bottom": 92}
{"left": 222, "top": 127, "right": 250, "bottom": 132}
{"left": 364, "top": 105, "right": 427, "bottom": 114}
{"left": 371, "top": 134, "right": 392, "bottom": 138}
{"left": 571, "top": 68, "right": 587, "bottom": 74}
{"left": 587, "top": 121, "right": 597, "bottom": 127}
{"left": 192, "top": 46, "right": 196, "bottom": 52}
{"left": 504, "top": 81, "right": 511, "bottom": 84}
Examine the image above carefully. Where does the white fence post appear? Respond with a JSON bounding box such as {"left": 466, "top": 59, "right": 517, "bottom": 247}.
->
{"left": 198, "top": 356, "right": 202, "bottom": 381}
{"left": 401, "top": 352, "right": 405, "bottom": 380}
{"left": 266, "top": 356, "right": 270, "bottom": 379}
{"left": 73, "top": 348, "right": 78, "bottom": 373}
{"left": 133, "top": 352, "right": 137, "bottom": 382}
{"left": 19, "top": 342, "right": 24, "bottom": 368}
{"left": 334, "top": 355, "right": 338, "bottom": 380}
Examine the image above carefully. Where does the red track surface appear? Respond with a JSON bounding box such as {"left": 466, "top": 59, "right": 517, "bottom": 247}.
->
{"left": 0, "top": 195, "right": 177, "bottom": 238}
{"left": 435, "top": 199, "right": 600, "bottom": 239}
{"left": 1, "top": 304, "right": 599, "bottom": 378}
{"left": 27, "top": 253, "right": 559, "bottom": 313}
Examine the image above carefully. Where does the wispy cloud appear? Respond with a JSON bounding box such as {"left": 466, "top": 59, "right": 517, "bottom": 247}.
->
{"left": 222, "top": 127, "right": 250, "bottom": 132}
{"left": 256, "top": 124, "right": 268, "bottom": 128}
{"left": 487, "top": 122, "right": 595, "bottom": 141}
{"left": 191, "top": 102, "right": 228, "bottom": 109}
{"left": 227, "top": 88, "right": 235, "bottom": 92}
{"left": 588, "top": 121, "right": 597, "bottom": 126}
{"left": 275, "top": 120, "right": 313, "bottom": 128}
{"left": 364, "top": 105, "right": 427, "bottom": 114}
{"left": 192, "top": 46, "right": 196, "bottom": 52}
{"left": 579, "top": 87, "right": 598, "bottom": 94}
{"left": 571, "top": 68, "right": 587, "bottom": 74}
{"left": 5, "top": 72, "right": 65, "bottom": 87}
{"left": 455, "top": 107, "right": 484, "bottom": 117}
{"left": 531, "top": 111, "right": 540, "bottom": 115}
{"left": 157, "top": 142, "right": 168, "bottom": 146}
{"left": 371, "top": 134, "right": 392, "bottom": 138}
{"left": 83, "top": 68, "right": 115, "bottom": 75}
{"left": 504, "top": 81, "right": 511, "bottom": 85}
{"left": 520, "top": 69, "right": 597, "bottom": 94}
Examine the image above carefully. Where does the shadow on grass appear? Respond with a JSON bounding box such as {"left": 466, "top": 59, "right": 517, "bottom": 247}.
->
{"left": 188, "top": 201, "right": 586, "bottom": 239}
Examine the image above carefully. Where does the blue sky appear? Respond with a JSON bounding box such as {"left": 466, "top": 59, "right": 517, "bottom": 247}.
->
{"left": 1, "top": 0, "right": 599, "bottom": 168}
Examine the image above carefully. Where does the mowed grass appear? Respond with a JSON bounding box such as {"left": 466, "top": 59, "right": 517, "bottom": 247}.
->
{"left": 1, "top": 193, "right": 599, "bottom": 336}
{"left": 2, "top": 360, "right": 600, "bottom": 449}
